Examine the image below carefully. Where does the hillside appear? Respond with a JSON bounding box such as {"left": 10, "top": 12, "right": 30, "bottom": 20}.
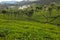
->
{"left": 0, "top": 1, "right": 60, "bottom": 40}
{"left": 37, "top": 0, "right": 60, "bottom": 4}
{"left": 0, "top": 19, "right": 60, "bottom": 40}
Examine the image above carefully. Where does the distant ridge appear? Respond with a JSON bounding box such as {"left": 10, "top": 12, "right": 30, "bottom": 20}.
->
{"left": 0, "top": 1, "right": 19, "bottom": 4}
{"left": 0, "top": 0, "right": 60, "bottom": 6}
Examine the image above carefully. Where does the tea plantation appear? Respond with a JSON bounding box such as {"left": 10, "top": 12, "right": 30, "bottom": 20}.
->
{"left": 0, "top": 19, "right": 60, "bottom": 40}
{"left": 0, "top": 4, "right": 60, "bottom": 40}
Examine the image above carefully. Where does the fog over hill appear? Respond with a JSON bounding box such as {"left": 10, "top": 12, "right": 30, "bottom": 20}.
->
{"left": 0, "top": 0, "right": 60, "bottom": 6}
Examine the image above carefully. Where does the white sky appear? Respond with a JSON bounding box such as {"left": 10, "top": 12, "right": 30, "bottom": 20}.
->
{"left": 0, "top": 0, "right": 37, "bottom": 2}
{"left": 0, "top": 0, "right": 23, "bottom": 2}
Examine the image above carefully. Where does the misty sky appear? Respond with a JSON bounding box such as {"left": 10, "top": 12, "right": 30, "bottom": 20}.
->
{"left": 0, "top": 0, "right": 37, "bottom": 2}
{"left": 0, "top": 0, "right": 23, "bottom": 2}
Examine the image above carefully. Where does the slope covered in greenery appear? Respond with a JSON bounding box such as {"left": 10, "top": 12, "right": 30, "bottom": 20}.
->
{"left": 0, "top": 3, "right": 60, "bottom": 40}
{"left": 0, "top": 19, "right": 60, "bottom": 40}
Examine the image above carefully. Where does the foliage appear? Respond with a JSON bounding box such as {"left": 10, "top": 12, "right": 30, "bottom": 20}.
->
{"left": 0, "top": 3, "right": 60, "bottom": 40}
{"left": 0, "top": 19, "right": 60, "bottom": 40}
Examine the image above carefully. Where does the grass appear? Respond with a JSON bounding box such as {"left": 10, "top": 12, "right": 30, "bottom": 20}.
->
{"left": 0, "top": 19, "right": 60, "bottom": 40}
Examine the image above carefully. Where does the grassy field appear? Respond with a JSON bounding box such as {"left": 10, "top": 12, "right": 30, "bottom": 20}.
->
{"left": 0, "top": 19, "right": 60, "bottom": 40}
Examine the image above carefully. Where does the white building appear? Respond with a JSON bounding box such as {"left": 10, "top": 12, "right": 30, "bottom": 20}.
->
{"left": 19, "top": 5, "right": 30, "bottom": 9}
